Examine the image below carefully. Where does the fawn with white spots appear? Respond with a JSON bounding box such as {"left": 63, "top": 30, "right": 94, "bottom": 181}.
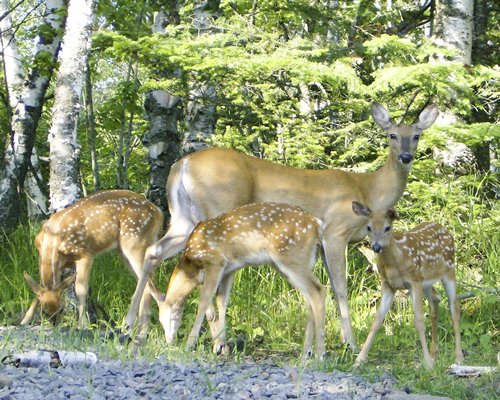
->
{"left": 150, "top": 203, "right": 326, "bottom": 359}
{"left": 352, "top": 201, "right": 464, "bottom": 369}
{"left": 126, "top": 103, "right": 439, "bottom": 352}
{"left": 21, "top": 190, "right": 163, "bottom": 337}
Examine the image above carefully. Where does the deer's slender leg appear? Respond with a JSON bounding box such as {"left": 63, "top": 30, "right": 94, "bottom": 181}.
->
{"left": 322, "top": 234, "right": 357, "bottom": 352}
{"left": 423, "top": 286, "right": 440, "bottom": 359}
{"left": 410, "top": 283, "right": 434, "bottom": 369}
{"left": 355, "top": 281, "right": 395, "bottom": 366}
{"left": 211, "top": 272, "right": 236, "bottom": 354}
{"left": 20, "top": 298, "right": 40, "bottom": 325}
{"left": 74, "top": 257, "right": 93, "bottom": 328}
{"left": 125, "top": 224, "right": 193, "bottom": 330}
{"left": 186, "top": 266, "right": 224, "bottom": 349}
{"left": 441, "top": 274, "right": 464, "bottom": 364}
{"left": 275, "top": 261, "right": 326, "bottom": 359}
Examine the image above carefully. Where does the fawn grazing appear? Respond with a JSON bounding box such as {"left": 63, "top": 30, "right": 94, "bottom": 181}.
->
{"left": 126, "top": 103, "right": 439, "bottom": 351}
{"left": 21, "top": 190, "right": 163, "bottom": 336}
{"left": 352, "top": 201, "right": 464, "bottom": 368}
{"left": 150, "top": 202, "right": 326, "bottom": 359}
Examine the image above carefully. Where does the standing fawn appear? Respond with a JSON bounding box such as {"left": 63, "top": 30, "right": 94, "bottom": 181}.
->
{"left": 352, "top": 201, "right": 464, "bottom": 369}
{"left": 21, "top": 190, "right": 163, "bottom": 337}
{"left": 126, "top": 102, "right": 439, "bottom": 351}
{"left": 151, "top": 203, "right": 326, "bottom": 359}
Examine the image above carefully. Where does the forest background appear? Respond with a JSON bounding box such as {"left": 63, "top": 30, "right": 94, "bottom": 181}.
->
{"left": 0, "top": 1, "right": 499, "bottom": 398}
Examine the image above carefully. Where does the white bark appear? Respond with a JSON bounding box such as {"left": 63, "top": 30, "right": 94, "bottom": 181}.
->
{"left": 25, "top": 149, "right": 48, "bottom": 219}
{"left": 430, "top": 0, "right": 475, "bottom": 169}
{"left": 0, "top": 0, "right": 23, "bottom": 106}
{"left": 433, "top": 0, "right": 473, "bottom": 64}
{"left": 0, "top": 0, "right": 65, "bottom": 226}
{"left": 143, "top": 10, "right": 182, "bottom": 210}
{"left": 48, "top": 0, "right": 97, "bottom": 212}
{"left": 183, "top": 84, "right": 216, "bottom": 153}
{"left": 183, "top": 0, "right": 219, "bottom": 153}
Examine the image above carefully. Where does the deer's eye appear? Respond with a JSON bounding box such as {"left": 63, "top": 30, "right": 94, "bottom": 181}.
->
{"left": 384, "top": 226, "right": 391, "bottom": 232}
{"left": 389, "top": 134, "right": 397, "bottom": 140}
{"left": 413, "top": 134, "right": 420, "bottom": 141}
{"left": 367, "top": 226, "right": 372, "bottom": 232}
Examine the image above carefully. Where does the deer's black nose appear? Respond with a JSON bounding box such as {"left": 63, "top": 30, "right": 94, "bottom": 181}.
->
{"left": 399, "top": 153, "right": 413, "bottom": 164}
{"left": 372, "top": 243, "right": 382, "bottom": 253}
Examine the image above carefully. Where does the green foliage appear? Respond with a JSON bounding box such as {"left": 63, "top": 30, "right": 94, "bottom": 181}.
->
{"left": 1, "top": 2, "right": 499, "bottom": 398}
{"left": 1, "top": 211, "right": 498, "bottom": 398}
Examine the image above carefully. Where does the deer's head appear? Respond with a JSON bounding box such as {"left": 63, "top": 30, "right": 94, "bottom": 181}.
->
{"left": 23, "top": 272, "right": 76, "bottom": 324}
{"left": 352, "top": 201, "right": 399, "bottom": 253}
{"left": 372, "top": 103, "right": 439, "bottom": 167}
{"left": 153, "top": 255, "right": 206, "bottom": 344}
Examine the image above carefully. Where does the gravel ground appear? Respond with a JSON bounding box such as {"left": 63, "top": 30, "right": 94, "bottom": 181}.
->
{"left": 0, "top": 326, "right": 448, "bottom": 400}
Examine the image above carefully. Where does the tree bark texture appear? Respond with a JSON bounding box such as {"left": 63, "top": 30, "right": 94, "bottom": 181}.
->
{"left": 0, "top": 0, "right": 65, "bottom": 227}
{"left": 84, "top": 58, "right": 101, "bottom": 191}
{"left": 183, "top": 84, "right": 216, "bottom": 154}
{"left": 433, "top": 0, "right": 473, "bottom": 63}
{"left": 143, "top": 9, "right": 181, "bottom": 211}
{"left": 48, "top": 0, "right": 97, "bottom": 212}
{"left": 470, "top": 0, "right": 493, "bottom": 172}
{"left": 143, "top": 90, "right": 181, "bottom": 212}
{"left": 25, "top": 149, "right": 48, "bottom": 220}
{"left": 182, "top": 0, "right": 220, "bottom": 154}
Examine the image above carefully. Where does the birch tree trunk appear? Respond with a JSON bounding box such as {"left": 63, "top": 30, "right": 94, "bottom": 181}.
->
{"left": 0, "top": 0, "right": 65, "bottom": 227}
{"left": 25, "top": 150, "right": 48, "bottom": 220}
{"left": 432, "top": 0, "right": 473, "bottom": 64}
{"left": 143, "top": 9, "right": 181, "bottom": 211}
{"left": 431, "top": 0, "right": 474, "bottom": 170}
{"left": 48, "top": 0, "right": 97, "bottom": 212}
{"left": 84, "top": 58, "right": 101, "bottom": 191}
{"left": 470, "top": 0, "right": 493, "bottom": 172}
{"left": 144, "top": 89, "right": 181, "bottom": 211}
{"left": 183, "top": 0, "right": 220, "bottom": 154}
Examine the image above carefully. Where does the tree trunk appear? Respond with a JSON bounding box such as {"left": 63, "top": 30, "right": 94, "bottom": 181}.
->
{"left": 470, "top": 0, "right": 492, "bottom": 172}
{"left": 143, "top": 90, "right": 181, "bottom": 211}
{"left": 182, "top": 0, "right": 220, "bottom": 154}
{"left": 117, "top": 57, "right": 140, "bottom": 190}
{"left": 0, "top": 0, "right": 66, "bottom": 227}
{"left": 430, "top": 0, "right": 475, "bottom": 172}
{"left": 183, "top": 84, "right": 216, "bottom": 153}
{"left": 25, "top": 149, "right": 48, "bottom": 220}
{"left": 432, "top": 0, "right": 473, "bottom": 64}
{"left": 116, "top": 58, "right": 134, "bottom": 189}
{"left": 48, "top": 0, "right": 97, "bottom": 212}
{"left": 84, "top": 58, "right": 101, "bottom": 191}
{"left": 143, "top": 8, "right": 182, "bottom": 211}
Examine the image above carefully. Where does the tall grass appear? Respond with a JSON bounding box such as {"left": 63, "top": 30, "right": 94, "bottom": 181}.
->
{"left": 1, "top": 190, "right": 498, "bottom": 399}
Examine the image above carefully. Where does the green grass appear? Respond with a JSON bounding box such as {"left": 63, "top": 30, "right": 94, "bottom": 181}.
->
{"left": 1, "top": 193, "right": 498, "bottom": 399}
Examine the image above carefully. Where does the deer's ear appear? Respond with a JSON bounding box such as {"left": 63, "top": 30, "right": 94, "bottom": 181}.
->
{"left": 352, "top": 201, "right": 372, "bottom": 217}
{"left": 55, "top": 274, "right": 76, "bottom": 292}
{"left": 415, "top": 104, "right": 438, "bottom": 130}
{"left": 24, "top": 272, "right": 44, "bottom": 295}
{"left": 386, "top": 209, "right": 399, "bottom": 221}
{"left": 371, "top": 102, "right": 392, "bottom": 130}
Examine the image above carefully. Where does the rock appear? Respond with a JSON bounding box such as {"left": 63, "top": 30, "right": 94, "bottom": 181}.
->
{"left": 0, "top": 375, "right": 13, "bottom": 389}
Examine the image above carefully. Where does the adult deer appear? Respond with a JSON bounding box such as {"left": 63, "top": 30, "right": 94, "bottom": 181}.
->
{"left": 127, "top": 102, "right": 438, "bottom": 351}
{"left": 351, "top": 201, "right": 463, "bottom": 368}
{"left": 21, "top": 190, "right": 163, "bottom": 337}
{"left": 152, "top": 203, "right": 326, "bottom": 359}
